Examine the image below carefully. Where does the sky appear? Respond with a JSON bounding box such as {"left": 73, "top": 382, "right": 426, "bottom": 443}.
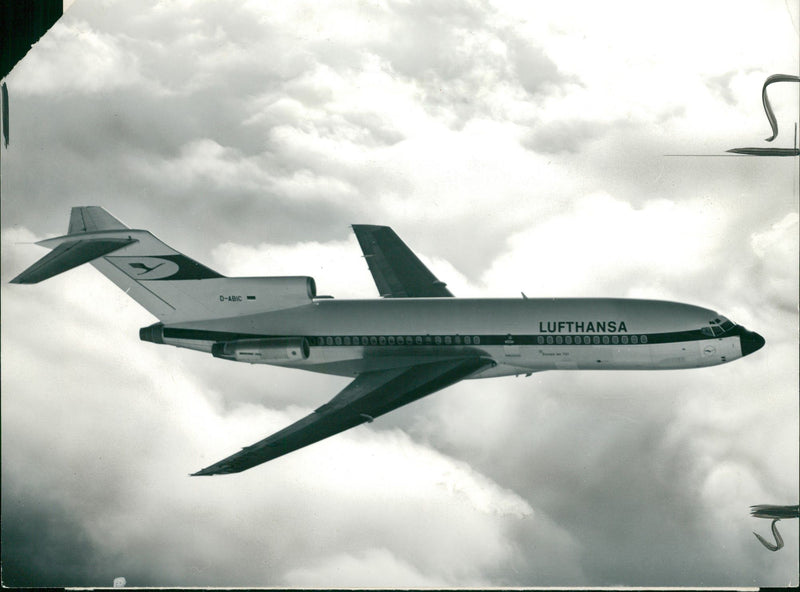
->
{"left": 1, "top": 0, "right": 798, "bottom": 587}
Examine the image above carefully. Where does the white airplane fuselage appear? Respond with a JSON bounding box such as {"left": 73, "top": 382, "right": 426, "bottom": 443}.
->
{"left": 15, "top": 208, "right": 766, "bottom": 473}
{"left": 142, "top": 297, "right": 762, "bottom": 378}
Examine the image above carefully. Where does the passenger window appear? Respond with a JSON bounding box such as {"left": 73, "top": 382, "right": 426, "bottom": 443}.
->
{"left": 592, "top": 336, "right": 600, "bottom": 344}
{"left": 565, "top": 336, "right": 572, "bottom": 345}
{"left": 326, "top": 336, "right": 333, "bottom": 345}
{"left": 474, "top": 336, "right": 480, "bottom": 344}
{"left": 631, "top": 335, "right": 638, "bottom": 344}
{"left": 387, "top": 336, "right": 395, "bottom": 345}
{"left": 397, "top": 336, "right": 404, "bottom": 345}
{"left": 555, "top": 336, "right": 563, "bottom": 345}
{"left": 435, "top": 336, "right": 442, "bottom": 345}
{"left": 444, "top": 336, "right": 452, "bottom": 345}
{"left": 641, "top": 335, "right": 648, "bottom": 343}
{"left": 602, "top": 336, "right": 609, "bottom": 344}
{"left": 464, "top": 336, "right": 472, "bottom": 345}
{"left": 334, "top": 336, "right": 342, "bottom": 345}
{"left": 370, "top": 336, "right": 378, "bottom": 345}
{"left": 454, "top": 336, "right": 461, "bottom": 345}
{"left": 621, "top": 335, "right": 628, "bottom": 344}
{"left": 611, "top": 335, "right": 619, "bottom": 344}
{"left": 584, "top": 336, "right": 591, "bottom": 345}
{"left": 415, "top": 336, "right": 423, "bottom": 345}
{"left": 546, "top": 336, "right": 554, "bottom": 345}
{"left": 537, "top": 336, "right": 544, "bottom": 345}
{"left": 378, "top": 336, "right": 386, "bottom": 345}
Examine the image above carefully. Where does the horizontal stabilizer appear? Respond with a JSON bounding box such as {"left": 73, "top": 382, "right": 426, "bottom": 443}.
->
{"left": 10, "top": 238, "right": 137, "bottom": 284}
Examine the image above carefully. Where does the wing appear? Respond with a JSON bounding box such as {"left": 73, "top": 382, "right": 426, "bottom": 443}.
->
{"left": 192, "top": 357, "right": 491, "bottom": 475}
{"left": 352, "top": 224, "right": 453, "bottom": 297}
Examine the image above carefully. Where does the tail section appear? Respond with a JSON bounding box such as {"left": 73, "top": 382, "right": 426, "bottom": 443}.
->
{"left": 11, "top": 207, "right": 316, "bottom": 323}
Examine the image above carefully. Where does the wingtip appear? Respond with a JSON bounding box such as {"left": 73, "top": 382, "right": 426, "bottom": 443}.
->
{"left": 191, "top": 463, "right": 238, "bottom": 476}
{"left": 9, "top": 271, "right": 43, "bottom": 284}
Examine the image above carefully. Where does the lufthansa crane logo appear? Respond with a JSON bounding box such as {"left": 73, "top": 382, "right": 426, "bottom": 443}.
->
{"left": 129, "top": 261, "right": 165, "bottom": 274}
{"left": 109, "top": 257, "right": 181, "bottom": 280}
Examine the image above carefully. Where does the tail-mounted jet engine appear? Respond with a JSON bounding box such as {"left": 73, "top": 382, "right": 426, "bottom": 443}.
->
{"left": 211, "top": 337, "right": 310, "bottom": 363}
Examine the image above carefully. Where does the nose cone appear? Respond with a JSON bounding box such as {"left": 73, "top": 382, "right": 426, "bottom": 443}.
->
{"left": 740, "top": 330, "right": 766, "bottom": 356}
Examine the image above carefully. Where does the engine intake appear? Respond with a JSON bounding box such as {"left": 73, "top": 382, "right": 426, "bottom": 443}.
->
{"left": 212, "top": 337, "right": 310, "bottom": 363}
{"left": 139, "top": 322, "right": 165, "bottom": 344}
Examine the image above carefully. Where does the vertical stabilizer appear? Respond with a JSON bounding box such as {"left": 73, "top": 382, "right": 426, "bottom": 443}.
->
{"left": 67, "top": 206, "right": 129, "bottom": 234}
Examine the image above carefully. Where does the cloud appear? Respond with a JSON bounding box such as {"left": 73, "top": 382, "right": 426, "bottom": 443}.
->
{"left": 211, "top": 236, "right": 378, "bottom": 297}
{"left": 10, "top": 19, "right": 147, "bottom": 95}
{"left": 1, "top": 0, "right": 797, "bottom": 588}
{"left": 282, "top": 548, "right": 451, "bottom": 587}
{"left": 480, "top": 192, "right": 723, "bottom": 298}
{"left": 522, "top": 118, "right": 625, "bottom": 154}
{"left": 748, "top": 212, "right": 799, "bottom": 313}
{"left": 0, "top": 483, "right": 107, "bottom": 587}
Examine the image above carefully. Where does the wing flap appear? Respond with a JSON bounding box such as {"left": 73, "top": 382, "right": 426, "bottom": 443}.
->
{"left": 352, "top": 225, "right": 453, "bottom": 298}
{"left": 192, "top": 357, "right": 492, "bottom": 475}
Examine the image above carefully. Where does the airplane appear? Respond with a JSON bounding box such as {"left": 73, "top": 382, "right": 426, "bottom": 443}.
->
{"left": 11, "top": 207, "right": 766, "bottom": 475}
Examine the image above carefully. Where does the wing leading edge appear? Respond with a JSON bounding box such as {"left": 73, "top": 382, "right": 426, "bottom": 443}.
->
{"left": 193, "top": 357, "right": 492, "bottom": 475}
{"left": 352, "top": 225, "right": 453, "bottom": 297}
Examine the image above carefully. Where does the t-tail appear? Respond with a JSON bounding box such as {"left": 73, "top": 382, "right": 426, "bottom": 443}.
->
{"left": 11, "top": 207, "right": 317, "bottom": 323}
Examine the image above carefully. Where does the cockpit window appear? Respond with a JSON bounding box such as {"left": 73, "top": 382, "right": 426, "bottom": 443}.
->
{"left": 708, "top": 316, "right": 737, "bottom": 335}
